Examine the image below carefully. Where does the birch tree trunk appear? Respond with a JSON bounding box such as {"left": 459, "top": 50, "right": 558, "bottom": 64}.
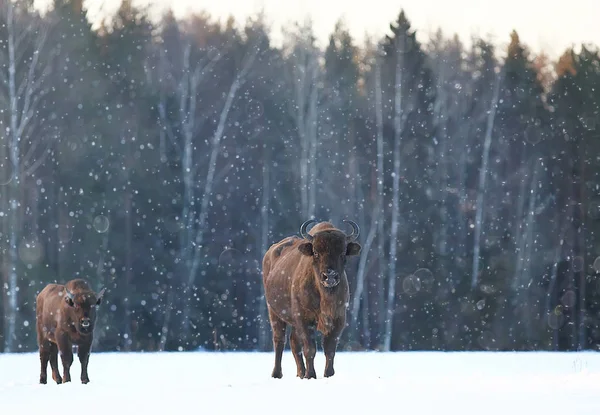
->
{"left": 513, "top": 168, "right": 529, "bottom": 288}
{"left": 1, "top": 2, "right": 52, "bottom": 352}
{"left": 288, "top": 33, "right": 320, "bottom": 220}
{"left": 181, "top": 49, "right": 258, "bottom": 342}
{"left": 123, "top": 136, "right": 133, "bottom": 351}
{"left": 515, "top": 158, "right": 540, "bottom": 342}
{"left": 258, "top": 145, "right": 271, "bottom": 351}
{"left": 374, "top": 51, "right": 387, "bottom": 347}
{"left": 574, "top": 134, "right": 586, "bottom": 350}
{"left": 0, "top": 129, "right": 8, "bottom": 351}
{"left": 156, "top": 41, "right": 256, "bottom": 346}
{"left": 4, "top": 0, "right": 21, "bottom": 353}
{"left": 383, "top": 38, "right": 405, "bottom": 352}
{"left": 350, "top": 209, "right": 379, "bottom": 342}
{"left": 471, "top": 72, "right": 501, "bottom": 289}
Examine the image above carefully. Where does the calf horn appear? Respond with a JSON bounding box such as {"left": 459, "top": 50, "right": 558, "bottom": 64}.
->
{"left": 299, "top": 219, "right": 317, "bottom": 241}
{"left": 343, "top": 220, "right": 360, "bottom": 241}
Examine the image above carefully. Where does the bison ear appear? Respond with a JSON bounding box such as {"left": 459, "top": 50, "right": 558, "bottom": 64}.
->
{"left": 96, "top": 287, "right": 106, "bottom": 305}
{"left": 298, "top": 242, "right": 314, "bottom": 256}
{"left": 65, "top": 295, "right": 75, "bottom": 307}
{"left": 346, "top": 242, "right": 361, "bottom": 256}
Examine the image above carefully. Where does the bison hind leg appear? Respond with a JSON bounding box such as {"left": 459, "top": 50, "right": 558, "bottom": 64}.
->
{"left": 268, "top": 309, "right": 287, "bottom": 379}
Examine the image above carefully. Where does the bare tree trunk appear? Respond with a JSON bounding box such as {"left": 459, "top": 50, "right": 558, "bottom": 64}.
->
{"left": 516, "top": 158, "right": 540, "bottom": 344}
{"left": 258, "top": 146, "right": 271, "bottom": 351}
{"left": 513, "top": 168, "right": 529, "bottom": 288}
{"left": 1, "top": 0, "right": 52, "bottom": 352}
{"left": 5, "top": 2, "right": 21, "bottom": 352}
{"left": 575, "top": 137, "right": 586, "bottom": 350}
{"left": 471, "top": 72, "right": 501, "bottom": 289}
{"left": 0, "top": 129, "right": 8, "bottom": 351}
{"left": 350, "top": 209, "right": 379, "bottom": 341}
{"left": 432, "top": 56, "right": 450, "bottom": 260}
{"left": 383, "top": 39, "right": 405, "bottom": 352}
{"left": 374, "top": 51, "right": 386, "bottom": 347}
{"left": 156, "top": 42, "right": 226, "bottom": 346}
{"left": 123, "top": 178, "right": 133, "bottom": 351}
{"left": 182, "top": 50, "right": 257, "bottom": 341}
{"left": 288, "top": 36, "right": 320, "bottom": 220}
{"left": 159, "top": 285, "right": 175, "bottom": 351}
{"left": 307, "top": 74, "right": 318, "bottom": 219}
{"left": 546, "top": 215, "right": 567, "bottom": 350}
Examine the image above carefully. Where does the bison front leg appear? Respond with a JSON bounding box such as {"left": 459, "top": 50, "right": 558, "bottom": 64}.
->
{"left": 39, "top": 341, "right": 50, "bottom": 384}
{"left": 290, "top": 328, "right": 305, "bottom": 378}
{"left": 268, "top": 309, "right": 287, "bottom": 379}
{"left": 322, "top": 327, "right": 343, "bottom": 378}
{"left": 297, "top": 323, "right": 317, "bottom": 379}
{"left": 57, "top": 336, "right": 73, "bottom": 383}
{"left": 78, "top": 342, "right": 92, "bottom": 384}
{"left": 49, "top": 343, "right": 62, "bottom": 384}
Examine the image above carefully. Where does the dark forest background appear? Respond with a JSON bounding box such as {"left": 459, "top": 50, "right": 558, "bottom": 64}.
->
{"left": 0, "top": 0, "right": 599, "bottom": 353}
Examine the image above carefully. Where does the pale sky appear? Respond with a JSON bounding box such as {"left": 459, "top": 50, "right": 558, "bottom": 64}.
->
{"left": 39, "top": 0, "right": 600, "bottom": 58}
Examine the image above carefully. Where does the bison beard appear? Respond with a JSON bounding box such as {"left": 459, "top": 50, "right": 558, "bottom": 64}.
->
{"left": 262, "top": 219, "right": 361, "bottom": 379}
{"left": 36, "top": 279, "right": 106, "bottom": 385}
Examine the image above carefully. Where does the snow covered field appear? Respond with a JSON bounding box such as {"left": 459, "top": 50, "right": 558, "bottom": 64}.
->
{"left": 1, "top": 351, "right": 599, "bottom": 414}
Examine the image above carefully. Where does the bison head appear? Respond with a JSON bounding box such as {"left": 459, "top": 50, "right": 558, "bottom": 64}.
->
{"left": 64, "top": 286, "right": 106, "bottom": 335}
{"left": 298, "top": 219, "right": 361, "bottom": 288}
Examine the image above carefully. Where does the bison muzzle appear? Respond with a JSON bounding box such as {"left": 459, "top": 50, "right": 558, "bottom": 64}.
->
{"left": 262, "top": 219, "right": 361, "bottom": 379}
{"left": 36, "top": 279, "right": 106, "bottom": 385}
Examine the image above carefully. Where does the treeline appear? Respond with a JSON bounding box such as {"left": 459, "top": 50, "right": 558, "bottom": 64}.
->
{"left": 0, "top": 0, "right": 599, "bottom": 353}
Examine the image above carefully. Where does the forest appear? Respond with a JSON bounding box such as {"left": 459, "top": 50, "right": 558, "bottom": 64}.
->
{"left": 0, "top": 0, "right": 599, "bottom": 354}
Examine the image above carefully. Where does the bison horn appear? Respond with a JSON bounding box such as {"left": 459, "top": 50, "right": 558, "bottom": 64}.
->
{"left": 299, "top": 219, "right": 317, "bottom": 241}
{"left": 64, "top": 288, "right": 75, "bottom": 301}
{"left": 343, "top": 220, "right": 360, "bottom": 241}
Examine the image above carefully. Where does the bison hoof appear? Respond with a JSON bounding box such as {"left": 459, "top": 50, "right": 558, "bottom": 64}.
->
{"left": 303, "top": 370, "right": 317, "bottom": 379}
{"left": 271, "top": 369, "right": 283, "bottom": 379}
{"left": 324, "top": 368, "right": 335, "bottom": 378}
{"left": 81, "top": 378, "right": 90, "bottom": 384}
{"left": 296, "top": 369, "right": 306, "bottom": 378}
{"left": 39, "top": 377, "right": 47, "bottom": 384}
{"left": 52, "top": 374, "right": 62, "bottom": 384}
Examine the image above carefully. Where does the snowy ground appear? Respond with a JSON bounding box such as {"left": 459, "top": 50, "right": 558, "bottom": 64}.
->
{"left": 1, "top": 351, "right": 599, "bottom": 414}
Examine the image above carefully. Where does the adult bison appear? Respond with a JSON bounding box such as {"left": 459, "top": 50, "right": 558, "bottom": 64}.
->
{"left": 262, "top": 219, "right": 361, "bottom": 379}
{"left": 36, "top": 279, "right": 106, "bottom": 384}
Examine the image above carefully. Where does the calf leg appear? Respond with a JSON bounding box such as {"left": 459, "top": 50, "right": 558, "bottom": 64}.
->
{"left": 290, "top": 327, "right": 305, "bottom": 378}
{"left": 297, "top": 323, "right": 317, "bottom": 379}
{"left": 268, "top": 309, "right": 287, "bottom": 379}
{"left": 49, "top": 343, "right": 62, "bottom": 384}
{"left": 323, "top": 325, "right": 343, "bottom": 378}
{"left": 57, "top": 337, "right": 73, "bottom": 383}
{"left": 39, "top": 341, "right": 50, "bottom": 384}
{"left": 78, "top": 342, "right": 92, "bottom": 384}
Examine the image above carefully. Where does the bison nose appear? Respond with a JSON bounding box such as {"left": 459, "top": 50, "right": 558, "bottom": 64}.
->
{"left": 322, "top": 269, "right": 339, "bottom": 281}
{"left": 81, "top": 319, "right": 91, "bottom": 328}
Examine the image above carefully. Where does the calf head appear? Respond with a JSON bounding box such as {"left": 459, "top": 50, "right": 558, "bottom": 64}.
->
{"left": 298, "top": 219, "right": 361, "bottom": 288}
{"left": 63, "top": 286, "right": 106, "bottom": 335}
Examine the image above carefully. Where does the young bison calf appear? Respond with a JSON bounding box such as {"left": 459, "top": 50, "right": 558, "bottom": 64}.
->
{"left": 262, "top": 219, "right": 361, "bottom": 379}
{"left": 36, "top": 279, "right": 106, "bottom": 384}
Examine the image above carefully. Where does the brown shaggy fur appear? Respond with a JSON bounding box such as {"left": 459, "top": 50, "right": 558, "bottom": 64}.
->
{"left": 262, "top": 221, "right": 361, "bottom": 379}
{"left": 36, "top": 279, "right": 106, "bottom": 384}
